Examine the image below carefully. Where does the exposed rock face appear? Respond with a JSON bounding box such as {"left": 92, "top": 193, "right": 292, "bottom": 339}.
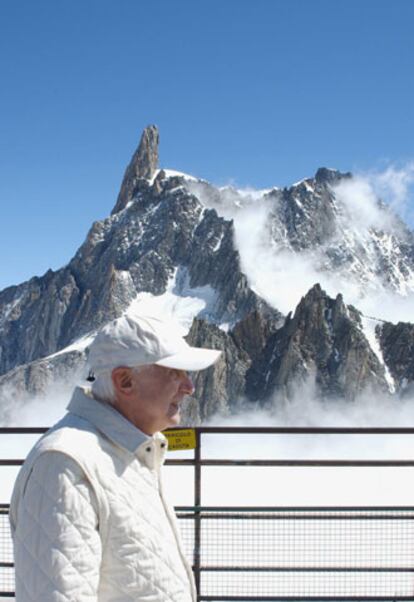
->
{"left": 246, "top": 284, "right": 388, "bottom": 404}
{"left": 377, "top": 321, "right": 414, "bottom": 396}
{"left": 265, "top": 169, "right": 414, "bottom": 294}
{"left": 0, "top": 349, "right": 85, "bottom": 425}
{"left": 112, "top": 125, "right": 159, "bottom": 214}
{"left": 266, "top": 173, "right": 345, "bottom": 252}
{"left": 0, "top": 269, "right": 81, "bottom": 376}
{"left": 185, "top": 312, "right": 278, "bottom": 421}
{"left": 314, "top": 167, "right": 352, "bottom": 185}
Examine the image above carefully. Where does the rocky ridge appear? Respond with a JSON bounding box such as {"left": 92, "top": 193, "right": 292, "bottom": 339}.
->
{"left": 377, "top": 321, "right": 414, "bottom": 397}
{"left": 246, "top": 284, "right": 388, "bottom": 403}
{"left": 1, "top": 125, "right": 414, "bottom": 424}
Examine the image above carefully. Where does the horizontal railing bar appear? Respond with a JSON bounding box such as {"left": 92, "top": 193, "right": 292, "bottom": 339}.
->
{"left": 0, "top": 428, "right": 47, "bottom": 434}
{"left": 177, "top": 513, "right": 414, "bottom": 522}
{"left": 0, "top": 504, "right": 414, "bottom": 510}
{"left": 196, "top": 427, "right": 414, "bottom": 434}
{"left": 0, "top": 594, "right": 401, "bottom": 602}
{"left": 5, "top": 458, "right": 414, "bottom": 467}
{"left": 0, "top": 596, "right": 403, "bottom": 602}
{"left": 199, "top": 597, "right": 414, "bottom": 601}
{"left": 2, "top": 426, "right": 414, "bottom": 434}
{"left": 0, "top": 563, "right": 13, "bottom": 568}
{"left": 185, "top": 563, "right": 413, "bottom": 574}
{"left": 175, "top": 505, "right": 414, "bottom": 511}
{"left": 198, "top": 566, "right": 414, "bottom": 572}
{"left": 3, "top": 503, "right": 414, "bottom": 512}
{"left": 172, "top": 459, "right": 414, "bottom": 466}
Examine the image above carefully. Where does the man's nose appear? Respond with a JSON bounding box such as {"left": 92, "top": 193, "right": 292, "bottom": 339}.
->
{"left": 181, "top": 373, "right": 195, "bottom": 395}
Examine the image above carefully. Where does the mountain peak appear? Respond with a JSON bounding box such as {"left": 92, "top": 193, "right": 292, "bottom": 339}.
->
{"left": 314, "top": 167, "right": 351, "bottom": 185}
{"left": 112, "top": 125, "right": 159, "bottom": 214}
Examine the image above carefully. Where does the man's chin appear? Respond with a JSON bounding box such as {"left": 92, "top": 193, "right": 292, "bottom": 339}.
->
{"left": 166, "top": 403, "right": 181, "bottom": 425}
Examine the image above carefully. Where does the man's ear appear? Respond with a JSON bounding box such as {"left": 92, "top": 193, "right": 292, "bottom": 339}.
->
{"left": 112, "top": 367, "right": 134, "bottom": 394}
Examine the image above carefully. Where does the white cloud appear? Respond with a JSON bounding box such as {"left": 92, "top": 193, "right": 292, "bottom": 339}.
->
{"left": 3, "top": 375, "right": 414, "bottom": 508}
{"left": 370, "top": 163, "right": 414, "bottom": 221}
{"left": 195, "top": 391, "right": 414, "bottom": 506}
{"left": 333, "top": 176, "right": 394, "bottom": 233}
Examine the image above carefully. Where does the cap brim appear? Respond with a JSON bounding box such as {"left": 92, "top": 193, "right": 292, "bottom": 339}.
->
{"left": 155, "top": 348, "right": 221, "bottom": 371}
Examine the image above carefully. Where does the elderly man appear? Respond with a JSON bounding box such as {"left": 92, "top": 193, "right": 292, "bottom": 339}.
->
{"left": 10, "top": 313, "right": 221, "bottom": 601}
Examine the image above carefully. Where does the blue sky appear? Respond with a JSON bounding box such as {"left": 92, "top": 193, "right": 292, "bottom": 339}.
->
{"left": 1, "top": 0, "right": 414, "bottom": 291}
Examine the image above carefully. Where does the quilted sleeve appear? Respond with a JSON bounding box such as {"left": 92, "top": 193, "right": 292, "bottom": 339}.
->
{"left": 12, "top": 451, "right": 101, "bottom": 601}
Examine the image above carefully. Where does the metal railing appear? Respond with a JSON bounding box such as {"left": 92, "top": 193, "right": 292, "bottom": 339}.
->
{"left": 1, "top": 426, "right": 414, "bottom": 600}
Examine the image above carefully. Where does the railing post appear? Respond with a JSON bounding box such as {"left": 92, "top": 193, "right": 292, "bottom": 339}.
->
{"left": 194, "top": 428, "right": 201, "bottom": 601}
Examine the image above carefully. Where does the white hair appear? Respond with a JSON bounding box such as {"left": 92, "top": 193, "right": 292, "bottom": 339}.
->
{"left": 91, "top": 365, "right": 145, "bottom": 404}
{"left": 91, "top": 370, "right": 116, "bottom": 404}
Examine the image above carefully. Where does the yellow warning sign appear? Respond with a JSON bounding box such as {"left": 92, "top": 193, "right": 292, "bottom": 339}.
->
{"left": 163, "top": 429, "right": 196, "bottom": 451}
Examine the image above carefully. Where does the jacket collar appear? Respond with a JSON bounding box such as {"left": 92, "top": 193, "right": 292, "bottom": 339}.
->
{"left": 67, "top": 386, "right": 154, "bottom": 454}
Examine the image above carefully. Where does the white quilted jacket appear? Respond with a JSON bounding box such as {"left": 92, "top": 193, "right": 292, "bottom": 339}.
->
{"left": 9, "top": 387, "right": 196, "bottom": 602}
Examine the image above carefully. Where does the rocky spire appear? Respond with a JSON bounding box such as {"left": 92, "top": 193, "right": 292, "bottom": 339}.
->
{"left": 111, "top": 125, "right": 159, "bottom": 214}
{"left": 314, "top": 167, "right": 352, "bottom": 185}
{"left": 246, "top": 283, "right": 388, "bottom": 402}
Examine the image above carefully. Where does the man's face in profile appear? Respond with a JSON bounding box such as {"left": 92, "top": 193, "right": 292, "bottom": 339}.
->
{"left": 113, "top": 364, "right": 194, "bottom": 434}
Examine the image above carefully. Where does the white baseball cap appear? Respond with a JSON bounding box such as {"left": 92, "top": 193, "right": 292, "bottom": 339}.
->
{"left": 87, "top": 313, "right": 221, "bottom": 375}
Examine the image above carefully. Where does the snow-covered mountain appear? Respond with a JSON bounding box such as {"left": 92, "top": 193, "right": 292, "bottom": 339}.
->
{"left": 1, "top": 125, "right": 414, "bottom": 424}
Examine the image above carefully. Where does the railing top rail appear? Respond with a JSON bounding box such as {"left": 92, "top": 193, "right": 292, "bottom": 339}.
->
{"left": 3, "top": 503, "right": 414, "bottom": 512}
{"left": 175, "top": 505, "right": 414, "bottom": 512}
{"left": 0, "top": 427, "right": 47, "bottom": 434}
{"left": 197, "top": 426, "right": 414, "bottom": 434}
{"left": 2, "top": 426, "right": 414, "bottom": 434}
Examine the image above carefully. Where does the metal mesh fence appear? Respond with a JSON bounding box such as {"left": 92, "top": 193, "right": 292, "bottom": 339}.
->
{"left": 0, "top": 507, "right": 14, "bottom": 597}
{"left": 2, "top": 505, "right": 414, "bottom": 600}
{"left": 3, "top": 422, "right": 414, "bottom": 601}
{"left": 178, "top": 507, "right": 414, "bottom": 600}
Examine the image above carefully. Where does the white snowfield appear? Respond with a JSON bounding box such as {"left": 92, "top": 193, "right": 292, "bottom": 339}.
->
{"left": 149, "top": 168, "right": 199, "bottom": 185}
{"left": 48, "top": 265, "right": 221, "bottom": 366}
{"left": 46, "top": 333, "right": 94, "bottom": 359}
{"left": 125, "top": 267, "right": 220, "bottom": 334}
